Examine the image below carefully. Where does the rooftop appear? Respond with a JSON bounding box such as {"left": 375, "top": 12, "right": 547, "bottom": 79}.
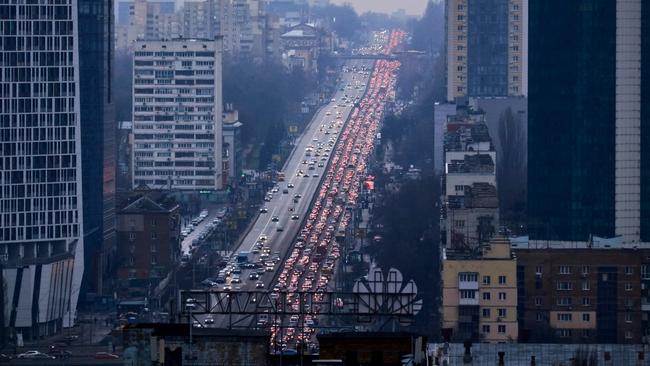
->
{"left": 447, "top": 154, "right": 495, "bottom": 174}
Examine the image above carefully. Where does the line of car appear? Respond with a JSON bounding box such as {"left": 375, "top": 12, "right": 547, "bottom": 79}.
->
{"left": 269, "top": 30, "right": 406, "bottom": 352}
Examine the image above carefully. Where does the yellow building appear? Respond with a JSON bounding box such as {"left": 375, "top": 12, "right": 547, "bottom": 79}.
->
{"left": 441, "top": 237, "right": 518, "bottom": 343}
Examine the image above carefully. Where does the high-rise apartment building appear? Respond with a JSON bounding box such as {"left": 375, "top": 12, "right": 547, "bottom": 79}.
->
{"left": 116, "top": 0, "right": 179, "bottom": 50}
{"left": 0, "top": 1, "right": 85, "bottom": 338}
{"left": 132, "top": 38, "right": 224, "bottom": 191}
{"left": 182, "top": 0, "right": 267, "bottom": 60}
{"left": 446, "top": 0, "right": 527, "bottom": 101}
{"left": 528, "top": 0, "right": 649, "bottom": 245}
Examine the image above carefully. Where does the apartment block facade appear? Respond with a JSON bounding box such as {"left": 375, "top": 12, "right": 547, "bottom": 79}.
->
{"left": 446, "top": 0, "right": 527, "bottom": 101}
{"left": 440, "top": 99, "right": 498, "bottom": 251}
{"left": 132, "top": 38, "right": 224, "bottom": 191}
{"left": 515, "top": 246, "right": 650, "bottom": 343}
{"left": 442, "top": 237, "right": 518, "bottom": 342}
{"left": 0, "top": 0, "right": 85, "bottom": 339}
{"left": 116, "top": 195, "right": 180, "bottom": 297}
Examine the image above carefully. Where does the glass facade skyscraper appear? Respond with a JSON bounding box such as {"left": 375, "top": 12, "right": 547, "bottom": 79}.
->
{"left": 78, "top": 0, "right": 116, "bottom": 296}
{"left": 0, "top": 0, "right": 85, "bottom": 338}
{"left": 529, "top": 0, "right": 648, "bottom": 244}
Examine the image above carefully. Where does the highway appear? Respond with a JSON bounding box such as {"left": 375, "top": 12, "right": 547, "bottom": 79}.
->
{"left": 188, "top": 60, "right": 373, "bottom": 328}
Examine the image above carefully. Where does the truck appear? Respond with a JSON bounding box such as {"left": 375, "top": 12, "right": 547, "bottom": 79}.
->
{"left": 237, "top": 251, "right": 251, "bottom": 263}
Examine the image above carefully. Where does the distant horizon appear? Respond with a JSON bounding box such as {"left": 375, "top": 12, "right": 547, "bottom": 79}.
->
{"left": 330, "top": 0, "right": 429, "bottom": 16}
{"left": 170, "top": 0, "right": 431, "bottom": 17}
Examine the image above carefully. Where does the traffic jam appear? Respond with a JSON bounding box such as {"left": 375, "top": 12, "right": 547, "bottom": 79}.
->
{"left": 269, "top": 30, "right": 406, "bottom": 352}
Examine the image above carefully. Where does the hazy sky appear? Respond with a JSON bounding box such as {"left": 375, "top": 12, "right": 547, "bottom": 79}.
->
{"left": 330, "top": 0, "right": 429, "bottom": 16}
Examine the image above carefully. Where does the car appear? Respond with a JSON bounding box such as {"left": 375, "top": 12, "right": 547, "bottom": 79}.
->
{"left": 287, "top": 183, "right": 295, "bottom": 188}
{"left": 95, "top": 352, "right": 120, "bottom": 360}
{"left": 264, "top": 196, "right": 271, "bottom": 202}
{"left": 271, "top": 187, "right": 279, "bottom": 193}
{"left": 259, "top": 234, "right": 268, "bottom": 241}
{"left": 249, "top": 272, "right": 259, "bottom": 280}
{"left": 18, "top": 351, "right": 54, "bottom": 360}
{"left": 256, "top": 281, "right": 265, "bottom": 288}
{"left": 48, "top": 350, "right": 72, "bottom": 359}
{"left": 231, "top": 276, "right": 241, "bottom": 284}
{"left": 294, "top": 194, "right": 302, "bottom": 199}
{"left": 205, "top": 316, "right": 214, "bottom": 324}
{"left": 312, "top": 174, "right": 320, "bottom": 178}
{"left": 223, "top": 285, "right": 232, "bottom": 291}
{"left": 283, "top": 189, "right": 289, "bottom": 194}
{"left": 251, "top": 248, "right": 260, "bottom": 254}
{"left": 291, "top": 215, "right": 299, "bottom": 220}
{"left": 0, "top": 354, "right": 12, "bottom": 362}
{"left": 271, "top": 216, "right": 279, "bottom": 222}
{"left": 260, "top": 207, "right": 268, "bottom": 213}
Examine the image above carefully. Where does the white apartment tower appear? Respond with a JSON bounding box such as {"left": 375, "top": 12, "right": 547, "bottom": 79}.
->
{"left": 132, "top": 38, "right": 224, "bottom": 191}
{"left": 446, "top": 0, "right": 528, "bottom": 101}
{"left": 0, "top": 1, "right": 85, "bottom": 338}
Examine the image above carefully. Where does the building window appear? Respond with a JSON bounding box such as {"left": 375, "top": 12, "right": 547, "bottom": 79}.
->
{"left": 557, "top": 313, "right": 572, "bottom": 321}
{"left": 482, "top": 325, "right": 490, "bottom": 333}
{"left": 581, "top": 281, "right": 590, "bottom": 291}
{"left": 129, "top": 232, "right": 136, "bottom": 240}
{"left": 128, "top": 269, "right": 137, "bottom": 279}
{"left": 460, "top": 290, "right": 477, "bottom": 299}
{"left": 536, "top": 312, "right": 544, "bottom": 321}
{"left": 483, "top": 276, "right": 491, "bottom": 285}
{"left": 482, "top": 308, "right": 490, "bottom": 318}
{"left": 498, "top": 308, "right": 507, "bottom": 318}
{"left": 557, "top": 281, "right": 573, "bottom": 290}
{"left": 483, "top": 292, "right": 491, "bottom": 300}
{"left": 129, "top": 257, "right": 135, "bottom": 265}
{"left": 535, "top": 297, "right": 542, "bottom": 306}
{"left": 557, "top": 297, "right": 572, "bottom": 306}
{"left": 454, "top": 185, "right": 464, "bottom": 192}
{"left": 559, "top": 266, "right": 571, "bottom": 275}
{"left": 625, "top": 313, "right": 632, "bottom": 323}
{"left": 459, "top": 272, "right": 478, "bottom": 282}
{"left": 625, "top": 283, "right": 633, "bottom": 291}
{"left": 582, "top": 297, "right": 591, "bottom": 306}
{"left": 151, "top": 256, "right": 157, "bottom": 265}
{"left": 625, "top": 331, "right": 633, "bottom": 339}
{"left": 498, "top": 276, "right": 507, "bottom": 285}
{"left": 535, "top": 266, "right": 542, "bottom": 275}
{"left": 625, "top": 266, "right": 633, "bottom": 275}
{"left": 558, "top": 329, "right": 572, "bottom": 338}
{"left": 582, "top": 266, "right": 590, "bottom": 275}
{"left": 582, "top": 313, "right": 590, "bottom": 322}
{"left": 498, "top": 292, "right": 507, "bottom": 300}
{"left": 582, "top": 329, "right": 590, "bottom": 338}
{"left": 642, "top": 265, "right": 650, "bottom": 279}
{"left": 454, "top": 220, "right": 465, "bottom": 228}
{"left": 498, "top": 325, "right": 506, "bottom": 334}
{"left": 626, "top": 298, "right": 634, "bottom": 308}
{"left": 151, "top": 244, "right": 157, "bottom": 253}
{"left": 151, "top": 232, "right": 157, "bottom": 240}
{"left": 151, "top": 219, "right": 157, "bottom": 227}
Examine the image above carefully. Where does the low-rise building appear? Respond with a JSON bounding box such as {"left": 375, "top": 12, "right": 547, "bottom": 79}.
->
{"left": 442, "top": 237, "right": 518, "bottom": 343}
{"left": 116, "top": 195, "right": 180, "bottom": 297}
{"left": 281, "top": 23, "right": 321, "bottom": 73}
{"left": 514, "top": 242, "right": 650, "bottom": 344}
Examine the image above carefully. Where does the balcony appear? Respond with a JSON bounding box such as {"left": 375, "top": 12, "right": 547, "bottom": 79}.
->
{"left": 459, "top": 280, "right": 479, "bottom": 290}
{"left": 459, "top": 297, "right": 479, "bottom": 306}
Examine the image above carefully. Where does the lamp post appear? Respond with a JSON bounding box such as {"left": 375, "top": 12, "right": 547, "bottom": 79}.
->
{"left": 185, "top": 299, "right": 196, "bottom": 365}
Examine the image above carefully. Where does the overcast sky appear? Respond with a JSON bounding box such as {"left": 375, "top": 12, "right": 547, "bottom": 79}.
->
{"left": 330, "top": 0, "right": 429, "bottom": 16}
